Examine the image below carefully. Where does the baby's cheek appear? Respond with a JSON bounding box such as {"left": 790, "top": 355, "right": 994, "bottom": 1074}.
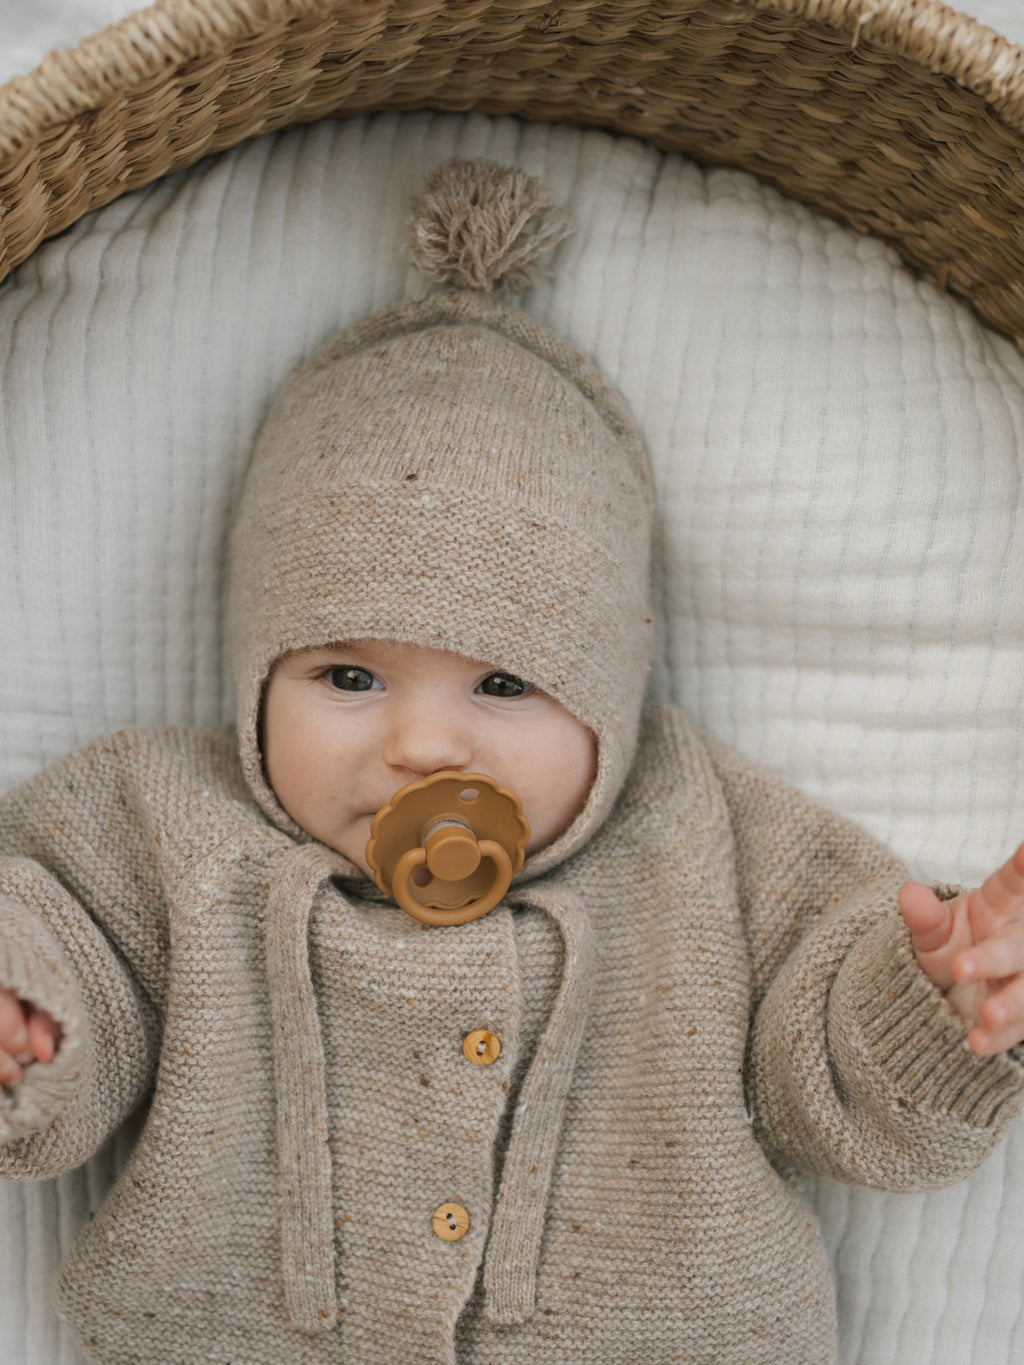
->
{"left": 525, "top": 737, "right": 596, "bottom": 849}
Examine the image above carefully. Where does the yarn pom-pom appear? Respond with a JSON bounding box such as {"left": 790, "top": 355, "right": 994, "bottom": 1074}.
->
{"left": 408, "top": 159, "right": 573, "bottom": 293}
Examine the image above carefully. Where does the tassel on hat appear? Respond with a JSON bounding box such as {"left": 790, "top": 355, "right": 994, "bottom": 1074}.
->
{"left": 407, "top": 158, "right": 574, "bottom": 293}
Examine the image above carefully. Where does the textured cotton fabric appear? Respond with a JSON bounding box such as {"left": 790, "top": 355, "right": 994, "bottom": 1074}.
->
{"left": 1, "top": 710, "right": 1020, "bottom": 1364}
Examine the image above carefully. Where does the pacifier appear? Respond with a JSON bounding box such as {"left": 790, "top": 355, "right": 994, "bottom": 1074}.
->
{"left": 365, "top": 771, "right": 530, "bottom": 926}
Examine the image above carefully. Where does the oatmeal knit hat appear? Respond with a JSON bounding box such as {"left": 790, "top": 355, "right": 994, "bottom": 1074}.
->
{"left": 229, "top": 160, "right": 654, "bottom": 873}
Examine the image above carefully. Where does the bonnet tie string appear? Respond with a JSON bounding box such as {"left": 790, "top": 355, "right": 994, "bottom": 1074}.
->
{"left": 264, "top": 843, "right": 342, "bottom": 1334}
{"left": 482, "top": 886, "right": 596, "bottom": 1326}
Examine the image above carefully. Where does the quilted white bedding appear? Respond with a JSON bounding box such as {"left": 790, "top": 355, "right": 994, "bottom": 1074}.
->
{"left": 1, "top": 6, "right": 1023, "bottom": 1364}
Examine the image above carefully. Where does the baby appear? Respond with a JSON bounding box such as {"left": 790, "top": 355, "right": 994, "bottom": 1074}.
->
{"left": 1, "top": 159, "right": 1023, "bottom": 1365}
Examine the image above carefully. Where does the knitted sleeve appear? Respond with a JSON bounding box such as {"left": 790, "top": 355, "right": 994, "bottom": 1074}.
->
{"left": 0, "top": 735, "right": 167, "bottom": 1175}
{"left": 704, "top": 733, "right": 1024, "bottom": 1189}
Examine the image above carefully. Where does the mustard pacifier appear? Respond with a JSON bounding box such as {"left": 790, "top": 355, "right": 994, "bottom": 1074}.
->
{"left": 366, "top": 771, "right": 530, "bottom": 926}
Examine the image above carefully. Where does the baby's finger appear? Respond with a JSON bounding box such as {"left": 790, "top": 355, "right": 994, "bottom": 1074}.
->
{"left": 968, "top": 974, "right": 1024, "bottom": 1055}
{"left": 0, "top": 1045, "right": 24, "bottom": 1087}
{"left": 971, "top": 840, "right": 1024, "bottom": 925}
{"left": 26, "top": 1007, "right": 59, "bottom": 1063}
{"left": 898, "top": 881, "right": 955, "bottom": 953}
{"left": 954, "top": 921, "right": 1024, "bottom": 987}
{"left": 0, "top": 988, "right": 29, "bottom": 1058}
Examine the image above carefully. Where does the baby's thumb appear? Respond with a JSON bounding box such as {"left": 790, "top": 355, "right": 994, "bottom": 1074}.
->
{"left": 898, "top": 881, "right": 954, "bottom": 953}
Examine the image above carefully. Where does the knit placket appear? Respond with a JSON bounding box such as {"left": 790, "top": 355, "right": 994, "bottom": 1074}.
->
{"left": 309, "top": 890, "right": 529, "bottom": 1362}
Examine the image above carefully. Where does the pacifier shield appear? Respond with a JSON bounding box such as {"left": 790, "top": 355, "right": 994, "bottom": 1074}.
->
{"left": 366, "top": 771, "right": 529, "bottom": 926}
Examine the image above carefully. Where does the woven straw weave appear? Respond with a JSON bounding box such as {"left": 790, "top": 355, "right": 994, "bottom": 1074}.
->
{"left": 1, "top": 0, "right": 1024, "bottom": 345}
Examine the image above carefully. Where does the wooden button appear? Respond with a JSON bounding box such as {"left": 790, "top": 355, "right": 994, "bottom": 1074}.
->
{"left": 463, "top": 1029, "right": 500, "bottom": 1065}
{"left": 432, "top": 1202, "right": 470, "bottom": 1241}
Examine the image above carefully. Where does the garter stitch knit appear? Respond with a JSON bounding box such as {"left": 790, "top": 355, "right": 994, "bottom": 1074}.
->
{"left": 1, "top": 714, "right": 1023, "bottom": 1363}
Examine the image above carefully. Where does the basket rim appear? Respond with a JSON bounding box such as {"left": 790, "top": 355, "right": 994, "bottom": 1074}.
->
{"left": 2, "top": 0, "right": 1024, "bottom": 159}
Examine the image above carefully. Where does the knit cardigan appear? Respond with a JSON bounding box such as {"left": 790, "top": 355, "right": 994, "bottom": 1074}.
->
{"left": 0, "top": 704, "right": 1020, "bottom": 1364}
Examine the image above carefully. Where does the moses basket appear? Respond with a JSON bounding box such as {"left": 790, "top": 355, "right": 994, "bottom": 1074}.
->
{"left": 1, "top": 2, "right": 1024, "bottom": 1362}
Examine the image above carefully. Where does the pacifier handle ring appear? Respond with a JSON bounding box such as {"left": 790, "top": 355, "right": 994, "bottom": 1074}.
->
{"left": 392, "top": 840, "right": 513, "bottom": 927}
{"left": 366, "top": 770, "right": 529, "bottom": 923}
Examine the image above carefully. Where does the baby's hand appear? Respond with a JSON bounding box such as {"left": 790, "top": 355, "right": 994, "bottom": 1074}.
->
{"left": 898, "top": 840, "right": 1024, "bottom": 1056}
{"left": 0, "top": 986, "right": 60, "bottom": 1086}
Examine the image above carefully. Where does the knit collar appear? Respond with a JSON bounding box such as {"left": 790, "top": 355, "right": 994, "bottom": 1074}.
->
{"left": 261, "top": 841, "right": 595, "bottom": 1333}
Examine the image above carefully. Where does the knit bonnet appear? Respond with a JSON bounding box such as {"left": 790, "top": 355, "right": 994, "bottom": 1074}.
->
{"left": 229, "top": 159, "right": 654, "bottom": 875}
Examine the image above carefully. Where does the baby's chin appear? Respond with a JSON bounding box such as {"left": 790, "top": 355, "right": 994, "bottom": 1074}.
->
{"left": 330, "top": 828, "right": 375, "bottom": 878}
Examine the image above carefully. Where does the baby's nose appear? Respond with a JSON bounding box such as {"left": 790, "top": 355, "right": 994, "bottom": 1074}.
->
{"left": 384, "top": 710, "right": 472, "bottom": 776}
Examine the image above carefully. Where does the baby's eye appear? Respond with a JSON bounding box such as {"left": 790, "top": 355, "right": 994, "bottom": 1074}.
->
{"left": 326, "top": 666, "right": 380, "bottom": 693}
{"left": 476, "top": 672, "right": 533, "bottom": 699}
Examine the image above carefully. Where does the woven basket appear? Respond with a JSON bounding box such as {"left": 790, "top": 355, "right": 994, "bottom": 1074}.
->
{"left": 1, "top": 0, "right": 1023, "bottom": 346}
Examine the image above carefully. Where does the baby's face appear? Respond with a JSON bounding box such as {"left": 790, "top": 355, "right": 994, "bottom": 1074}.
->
{"left": 262, "top": 639, "right": 596, "bottom": 876}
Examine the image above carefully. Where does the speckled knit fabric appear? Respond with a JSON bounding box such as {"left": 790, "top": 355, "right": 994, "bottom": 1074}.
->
{"left": 0, "top": 710, "right": 1022, "bottom": 1363}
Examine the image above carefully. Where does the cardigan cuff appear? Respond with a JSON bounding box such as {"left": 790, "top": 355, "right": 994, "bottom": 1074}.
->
{"left": 837, "top": 906, "right": 1024, "bottom": 1132}
{"left": 0, "top": 894, "right": 87, "bottom": 1145}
